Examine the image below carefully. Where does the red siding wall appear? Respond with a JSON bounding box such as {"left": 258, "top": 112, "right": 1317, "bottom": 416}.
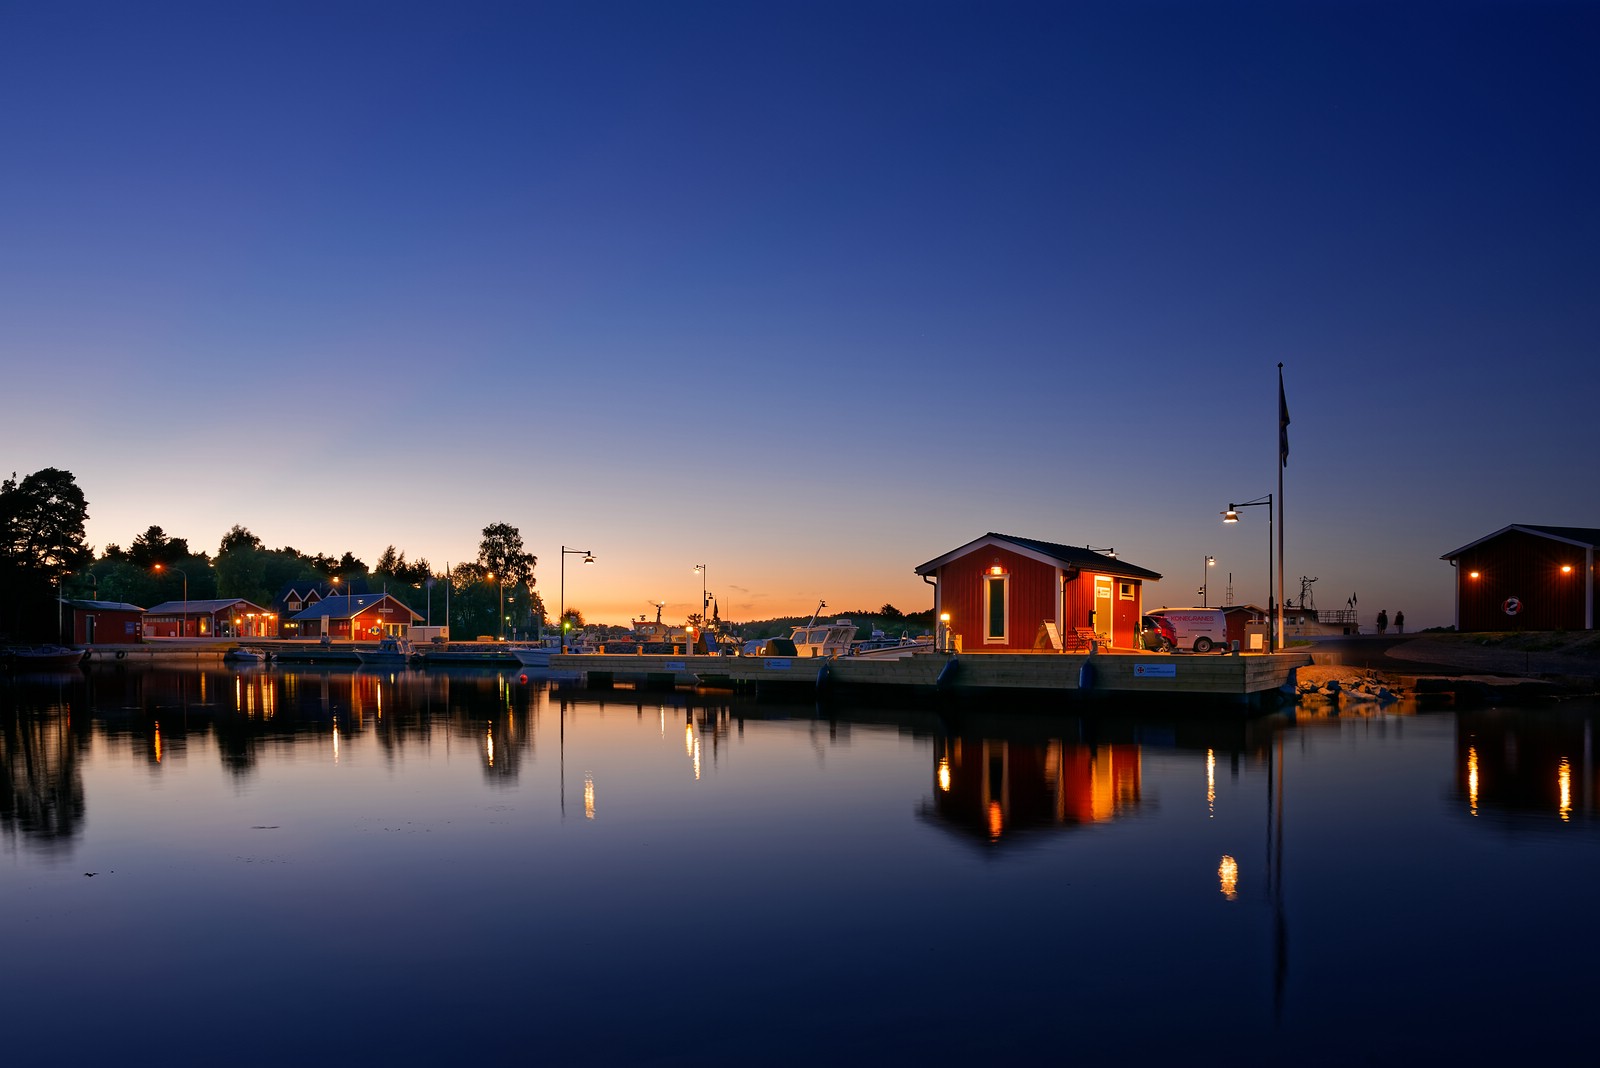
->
{"left": 1454, "top": 530, "right": 1594, "bottom": 631}
{"left": 935, "top": 545, "right": 1146, "bottom": 651}
{"left": 71, "top": 608, "right": 143, "bottom": 644}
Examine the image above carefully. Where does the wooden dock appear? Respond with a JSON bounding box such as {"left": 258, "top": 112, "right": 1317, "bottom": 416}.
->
{"left": 550, "top": 648, "right": 1311, "bottom": 707}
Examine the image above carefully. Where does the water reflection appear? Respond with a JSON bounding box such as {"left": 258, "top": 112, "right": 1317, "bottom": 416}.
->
{"left": 1455, "top": 708, "right": 1597, "bottom": 824}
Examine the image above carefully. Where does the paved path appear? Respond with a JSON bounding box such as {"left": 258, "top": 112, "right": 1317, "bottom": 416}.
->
{"left": 1307, "top": 635, "right": 1600, "bottom": 679}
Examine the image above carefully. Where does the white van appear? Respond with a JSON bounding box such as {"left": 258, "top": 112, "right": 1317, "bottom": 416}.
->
{"left": 1145, "top": 608, "right": 1230, "bottom": 653}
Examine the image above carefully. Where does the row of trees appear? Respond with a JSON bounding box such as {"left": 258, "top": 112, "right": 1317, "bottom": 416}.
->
{"left": 1, "top": 466, "right": 554, "bottom": 641}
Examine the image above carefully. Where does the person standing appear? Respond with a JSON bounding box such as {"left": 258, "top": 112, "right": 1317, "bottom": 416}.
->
{"left": 1395, "top": 610, "right": 1405, "bottom": 634}
{"left": 1376, "top": 609, "right": 1388, "bottom": 635}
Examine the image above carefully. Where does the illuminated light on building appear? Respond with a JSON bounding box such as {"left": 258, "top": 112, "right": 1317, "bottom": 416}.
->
{"left": 584, "top": 774, "right": 596, "bottom": 820}
{"left": 1207, "top": 749, "right": 1216, "bottom": 817}
{"left": 1561, "top": 564, "right": 1573, "bottom": 574}
{"left": 1218, "top": 855, "right": 1239, "bottom": 900}
{"left": 1468, "top": 571, "right": 1480, "bottom": 580}
{"left": 1559, "top": 758, "right": 1572, "bottom": 821}
{"left": 938, "top": 757, "right": 952, "bottom": 793}
{"left": 1467, "top": 746, "right": 1479, "bottom": 816}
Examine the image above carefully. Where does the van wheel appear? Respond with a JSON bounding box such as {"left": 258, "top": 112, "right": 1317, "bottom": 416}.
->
{"left": 1194, "top": 637, "right": 1213, "bottom": 653}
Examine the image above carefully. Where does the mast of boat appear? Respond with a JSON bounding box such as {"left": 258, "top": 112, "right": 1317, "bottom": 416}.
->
{"left": 806, "top": 600, "right": 827, "bottom": 628}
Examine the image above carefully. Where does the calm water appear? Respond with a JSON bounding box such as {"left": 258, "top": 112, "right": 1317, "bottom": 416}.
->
{"left": 3, "top": 663, "right": 1597, "bottom": 1066}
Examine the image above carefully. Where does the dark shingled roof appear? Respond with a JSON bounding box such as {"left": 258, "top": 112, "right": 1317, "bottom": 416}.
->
{"left": 1441, "top": 524, "right": 1600, "bottom": 559}
{"left": 916, "top": 532, "right": 1163, "bottom": 581}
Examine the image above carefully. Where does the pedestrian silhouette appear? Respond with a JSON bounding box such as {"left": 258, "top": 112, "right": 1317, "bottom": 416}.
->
{"left": 1395, "top": 610, "right": 1404, "bottom": 635}
{"left": 1376, "top": 609, "right": 1388, "bottom": 635}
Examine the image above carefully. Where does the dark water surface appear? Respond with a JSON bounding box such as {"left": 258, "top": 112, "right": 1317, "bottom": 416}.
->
{"left": 4, "top": 663, "right": 1597, "bottom": 1065}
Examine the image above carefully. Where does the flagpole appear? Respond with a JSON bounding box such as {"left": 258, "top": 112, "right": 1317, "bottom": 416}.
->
{"left": 1277, "top": 363, "right": 1288, "bottom": 651}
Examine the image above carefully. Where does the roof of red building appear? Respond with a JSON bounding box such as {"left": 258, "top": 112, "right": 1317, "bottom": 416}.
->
{"left": 915, "top": 532, "right": 1163, "bottom": 581}
{"left": 1441, "top": 524, "right": 1600, "bottom": 559}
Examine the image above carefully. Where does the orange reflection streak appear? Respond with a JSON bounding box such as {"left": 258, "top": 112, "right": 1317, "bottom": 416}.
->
{"left": 938, "top": 757, "right": 951, "bottom": 793}
{"left": 584, "top": 774, "right": 595, "bottom": 820}
{"left": 1218, "top": 855, "right": 1239, "bottom": 900}
{"left": 153, "top": 722, "right": 162, "bottom": 764}
{"left": 1206, "top": 748, "right": 1216, "bottom": 817}
{"left": 986, "top": 800, "right": 1003, "bottom": 841}
{"left": 1467, "top": 746, "right": 1479, "bottom": 817}
{"left": 693, "top": 736, "right": 702, "bottom": 781}
{"left": 684, "top": 722, "right": 694, "bottom": 757}
{"left": 486, "top": 725, "right": 494, "bottom": 767}
{"left": 332, "top": 723, "right": 341, "bottom": 764}
{"left": 1559, "top": 758, "right": 1572, "bottom": 822}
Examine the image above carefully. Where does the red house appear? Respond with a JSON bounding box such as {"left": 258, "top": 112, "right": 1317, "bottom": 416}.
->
{"left": 915, "top": 533, "right": 1163, "bottom": 652}
{"left": 1441, "top": 525, "right": 1598, "bottom": 632}
{"left": 62, "top": 599, "right": 145, "bottom": 645}
{"left": 144, "top": 598, "right": 278, "bottom": 638}
{"left": 290, "top": 594, "right": 422, "bottom": 639}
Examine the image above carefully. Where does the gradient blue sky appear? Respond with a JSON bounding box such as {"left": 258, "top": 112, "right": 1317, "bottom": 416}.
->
{"left": 3, "top": 1, "right": 1596, "bottom": 629}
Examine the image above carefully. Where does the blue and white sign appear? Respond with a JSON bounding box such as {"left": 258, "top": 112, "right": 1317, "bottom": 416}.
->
{"left": 763, "top": 658, "right": 793, "bottom": 669}
{"left": 1133, "top": 662, "right": 1177, "bottom": 678}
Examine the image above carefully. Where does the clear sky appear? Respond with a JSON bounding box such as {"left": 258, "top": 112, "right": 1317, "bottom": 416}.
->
{"left": 3, "top": 1, "right": 1596, "bottom": 630}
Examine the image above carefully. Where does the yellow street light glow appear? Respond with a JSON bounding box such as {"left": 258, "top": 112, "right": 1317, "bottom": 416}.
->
{"left": 1469, "top": 571, "right": 1480, "bottom": 579}
{"left": 1561, "top": 564, "right": 1573, "bottom": 574}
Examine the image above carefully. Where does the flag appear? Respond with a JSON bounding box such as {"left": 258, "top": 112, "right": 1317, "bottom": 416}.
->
{"left": 1278, "top": 365, "right": 1290, "bottom": 468}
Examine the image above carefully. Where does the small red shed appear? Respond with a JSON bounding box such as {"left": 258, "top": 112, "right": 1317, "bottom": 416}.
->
{"left": 1441, "top": 525, "right": 1598, "bottom": 632}
{"left": 63, "top": 599, "right": 146, "bottom": 645}
{"left": 915, "top": 533, "right": 1163, "bottom": 652}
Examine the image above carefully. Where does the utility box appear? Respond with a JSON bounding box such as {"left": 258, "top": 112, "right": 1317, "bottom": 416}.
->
{"left": 1244, "top": 622, "right": 1269, "bottom": 651}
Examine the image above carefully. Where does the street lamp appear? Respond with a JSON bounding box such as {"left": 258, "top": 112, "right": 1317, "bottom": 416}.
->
{"left": 693, "top": 563, "right": 708, "bottom": 652}
{"left": 1202, "top": 556, "right": 1215, "bottom": 607}
{"left": 1222, "top": 493, "right": 1276, "bottom": 651}
{"left": 154, "top": 563, "right": 188, "bottom": 638}
{"left": 559, "top": 546, "right": 595, "bottom": 653}
{"left": 487, "top": 571, "right": 506, "bottom": 641}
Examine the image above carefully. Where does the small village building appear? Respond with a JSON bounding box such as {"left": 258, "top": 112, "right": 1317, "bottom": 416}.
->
{"left": 1441, "top": 525, "right": 1598, "bottom": 632}
{"left": 291, "top": 593, "right": 422, "bottom": 640}
{"left": 143, "top": 598, "right": 278, "bottom": 638}
{"left": 915, "top": 533, "right": 1162, "bottom": 652}
{"left": 62, "top": 599, "right": 146, "bottom": 645}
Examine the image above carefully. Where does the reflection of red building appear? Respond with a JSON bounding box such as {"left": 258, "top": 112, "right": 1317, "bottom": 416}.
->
{"left": 1456, "top": 710, "right": 1597, "bottom": 822}
{"left": 144, "top": 598, "right": 278, "bottom": 638}
{"left": 925, "top": 738, "right": 1143, "bottom": 844}
{"left": 916, "top": 533, "right": 1162, "bottom": 651}
{"left": 63, "top": 599, "right": 145, "bottom": 644}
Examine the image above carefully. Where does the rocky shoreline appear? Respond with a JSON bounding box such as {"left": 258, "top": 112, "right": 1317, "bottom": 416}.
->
{"left": 1295, "top": 632, "right": 1600, "bottom": 710}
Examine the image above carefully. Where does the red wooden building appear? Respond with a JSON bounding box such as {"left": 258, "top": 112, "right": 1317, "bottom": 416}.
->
{"left": 290, "top": 594, "right": 422, "bottom": 639}
{"left": 1441, "top": 525, "right": 1598, "bottom": 632}
{"left": 915, "top": 533, "right": 1163, "bottom": 651}
{"left": 144, "top": 598, "right": 278, "bottom": 638}
{"left": 62, "top": 599, "right": 146, "bottom": 645}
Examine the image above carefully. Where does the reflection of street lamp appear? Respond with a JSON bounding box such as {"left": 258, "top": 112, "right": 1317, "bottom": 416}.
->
{"left": 1202, "top": 556, "right": 1215, "bottom": 607}
{"left": 1222, "top": 493, "right": 1276, "bottom": 650}
{"left": 559, "top": 546, "right": 595, "bottom": 653}
{"left": 154, "top": 563, "right": 188, "bottom": 638}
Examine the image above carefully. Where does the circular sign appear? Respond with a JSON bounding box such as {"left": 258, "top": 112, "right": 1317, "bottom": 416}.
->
{"left": 1503, "top": 596, "right": 1522, "bottom": 616}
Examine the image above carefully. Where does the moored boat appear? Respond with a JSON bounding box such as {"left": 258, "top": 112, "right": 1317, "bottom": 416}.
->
{"left": 223, "top": 646, "right": 270, "bottom": 663}
{"left": 2, "top": 645, "right": 87, "bottom": 671}
{"left": 354, "top": 636, "right": 415, "bottom": 666}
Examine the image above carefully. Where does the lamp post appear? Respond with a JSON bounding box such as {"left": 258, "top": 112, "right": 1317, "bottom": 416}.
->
{"left": 154, "top": 563, "right": 188, "bottom": 638}
{"left": 693, "top": 564, "right": 707, "bottom": 653}
{"left": 1202, "top": 556, "right": 1215, "bottom": 607}
{"left": 560, "top": 546, "right": 595, "bottom": 653}
{"left": 487, "top": 571, "right": 505, "bottom": 641}
{"left": 1222, "top": 493, "right": 1276, "bottom": 651}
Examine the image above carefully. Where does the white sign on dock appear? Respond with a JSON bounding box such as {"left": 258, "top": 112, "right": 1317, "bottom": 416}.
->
{"left": 1133, "top": 663, "right": 1178, "bottom": 678}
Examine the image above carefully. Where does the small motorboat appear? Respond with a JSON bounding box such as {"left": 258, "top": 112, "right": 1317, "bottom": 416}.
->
{"left": 2, "top": 645, "right": 87, "bottom": 671}
{"left": 223, "top": 646, "right": 270, "bottom": 663}
{"left": 354, "top": 636, "right": 415, "bottom": 667}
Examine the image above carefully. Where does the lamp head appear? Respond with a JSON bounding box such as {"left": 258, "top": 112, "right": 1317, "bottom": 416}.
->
{"left": 583, "top": 553, "right": 595, "bottom": 565}
{"left": 1223, "top": 507, "right": 1239, "bottom": 523}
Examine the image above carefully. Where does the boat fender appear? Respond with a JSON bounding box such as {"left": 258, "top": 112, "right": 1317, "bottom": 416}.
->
{"left": 116, "top": 650, "right": 126, "bottom": 660}
{"left": 936, "top": 655, "right": 960, "bottom": 689}
{"left": 816, "top": 659, "right": 831, "bottom": 693}
{"left": 1078, "top": 659, "right": 1095, "bottom": 690}
{"left": 519, "top": 673, "right": 528, "bottom": 684}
